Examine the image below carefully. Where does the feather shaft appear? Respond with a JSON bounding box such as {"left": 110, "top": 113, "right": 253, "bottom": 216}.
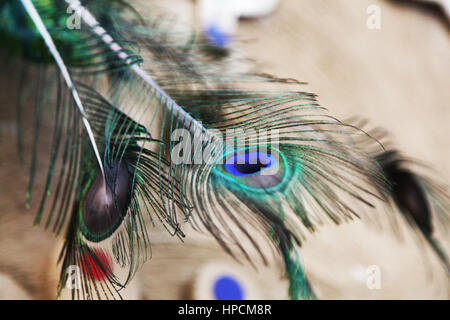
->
{"left": 20, "top": 0, "right": 106, "bottom": 180}
{"left": 64, "top": 0, "right": 213, "bottom": 140}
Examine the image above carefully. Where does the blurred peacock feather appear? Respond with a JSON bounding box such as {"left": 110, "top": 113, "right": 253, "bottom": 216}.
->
{"left": 0, "top": 0, "right": 447, "bottom": 299}
{"left": 347, "top": 118, "right": 450, "bottom": 273}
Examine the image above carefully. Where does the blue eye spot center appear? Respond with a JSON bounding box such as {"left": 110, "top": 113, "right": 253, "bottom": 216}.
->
{"left": 225, "top": 152, "right": 274, "bottom": 177}
{"left": 213, "top": 275, "right": 244, "bottom": 300}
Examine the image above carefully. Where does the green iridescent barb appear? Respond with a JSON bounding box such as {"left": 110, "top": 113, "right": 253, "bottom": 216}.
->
{"left": 281, "top": 243, "right": 316, "bottom": 300}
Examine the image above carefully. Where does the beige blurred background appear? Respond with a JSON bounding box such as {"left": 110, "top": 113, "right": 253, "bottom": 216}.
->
{"left": 0, "top": 0, "right": 449, "bottom": 299}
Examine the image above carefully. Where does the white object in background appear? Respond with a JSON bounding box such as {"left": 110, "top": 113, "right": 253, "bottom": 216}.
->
{"left": 198, "top": 0, "right": 280, "bottom": 48}
{"left": 234, "top": 0, "right": 281, "bottom": 18}
{"left": 349, "top": 264, "right": 368, "bottom": 283}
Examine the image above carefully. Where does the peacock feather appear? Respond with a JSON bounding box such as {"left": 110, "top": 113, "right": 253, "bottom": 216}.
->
{"left": 347, "top": 118, "right": 450, "bottom": 274}
{"left": 376, "top": 150, "right": 450, "bottom": 272}
{"left": 0, "top": 0, "right": 447, "bottom": 299}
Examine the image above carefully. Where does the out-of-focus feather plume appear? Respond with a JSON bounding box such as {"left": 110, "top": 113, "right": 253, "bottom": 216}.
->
{"left": 346, "top": 117, "right": 450, "bottom": 273}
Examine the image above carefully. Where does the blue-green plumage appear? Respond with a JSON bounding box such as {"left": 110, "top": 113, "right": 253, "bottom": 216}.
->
{"left": 1, "top": 0, "right": 388, "bottom": 299}
{"left": 0, "top": 0, "right": 85, "bottom": 63}
{"left": 3, "top": 0, "right": 447, "bottom": 301}
{"left": 280, "top": 244, "right": 315, "bottom": 300}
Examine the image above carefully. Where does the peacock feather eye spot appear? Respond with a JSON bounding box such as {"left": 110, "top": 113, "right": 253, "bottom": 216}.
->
{"left": 225, "top": 152, "right": 273, "bottom": 176}
{"left": 80, "top": 160, "right": 132, "bottom": 242}
{"left": 214, "top": 148, "right": 290, "bottom": 193}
